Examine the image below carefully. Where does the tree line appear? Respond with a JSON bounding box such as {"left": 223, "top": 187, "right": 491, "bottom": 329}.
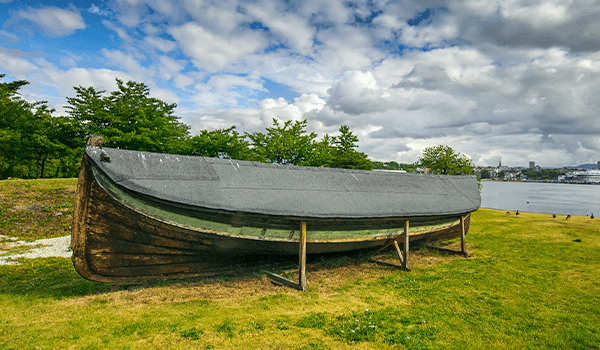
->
{"left": 0, "top": 76, "right": 374, "bottom": 179}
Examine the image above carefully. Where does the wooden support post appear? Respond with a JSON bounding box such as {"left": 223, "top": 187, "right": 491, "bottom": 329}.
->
{"left": 403, "top": 220, "right": 409, "bottom": 270}
{"left": 369, "top": 220, "right": 410, "bottom": 271}
{"left": 299, "top": 221, "right": 307, "bottom": 291}
{"left": 426, "top": 215, "right": 470, "bottom": 257}
{"left": 460, "top": 215, "right": 466, "bottom": 254}
{"left": 266, "top": 221, "right": 308, "bottom": 291}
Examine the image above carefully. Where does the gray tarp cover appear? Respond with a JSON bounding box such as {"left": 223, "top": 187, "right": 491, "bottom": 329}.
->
{"left": 87, "top": 146, "right": 481, "bottom": 219}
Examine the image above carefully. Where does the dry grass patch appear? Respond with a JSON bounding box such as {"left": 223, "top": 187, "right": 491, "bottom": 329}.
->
{"left": 0, "top": 178, "right": 77, "bottom": 241}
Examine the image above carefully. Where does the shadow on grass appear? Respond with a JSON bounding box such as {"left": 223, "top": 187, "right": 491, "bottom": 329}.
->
{"left": 0, "top": 246, "right": 422, "bottom": 300}
{"left": 0, "top": 252, "right": 371, "bottom": 300}
{"left": 0, "top": 240, "right": 463, "bottom": 301}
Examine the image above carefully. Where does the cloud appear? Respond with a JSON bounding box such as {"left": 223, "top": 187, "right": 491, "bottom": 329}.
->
{"left": 168, "top": 22, "right": 268, "bottom": 71}
{"left": 13, "top": 6, "right": 85, "bottom": 37}
{"left": 0, "top": 29, "right": 21, "bottom": 43}
{"left": 243, "top": 0, "right": 315, "bottom": 55}
{"left": 450, "top": 0, "right": 600, "bottom": 52}
{"left": 101, "top": 49, "right": 155, "bottom": 79}
{"left": 181, "top": 0, "right": 247, "bottom": 33}
{"left": 144, "top": 36, "right": 177, "bottom": 52}
{"left": 88, "top": 4, "right": 109, "bottom": 16}
{"left": 0, "top": 48, "right": 39, "bottom": 77}
{"left": 101, "top": 20, "right": 132, "bottom": 41}
{"left": 190, "top": 74, "right": 266, "bottom": 109}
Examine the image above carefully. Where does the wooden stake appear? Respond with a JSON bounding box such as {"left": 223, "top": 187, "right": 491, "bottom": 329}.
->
{"left": 266, "top": 221, "right": 308, "bottom": 291}
{"left": 460, "top": 215, "right": 465, "bottom": 254}
{"left": 393, "top": 241, "right": 404, "bottom": 265}
{"left": 403, "top": 220, "right": 409, "bottom": 270}
{"left": 299, "top": 221, "right": 307, "bottom": 291}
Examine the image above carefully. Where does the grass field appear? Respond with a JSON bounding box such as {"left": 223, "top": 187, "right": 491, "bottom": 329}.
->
{"left": 1, "top": 179, "right": 599, "bottom": 349}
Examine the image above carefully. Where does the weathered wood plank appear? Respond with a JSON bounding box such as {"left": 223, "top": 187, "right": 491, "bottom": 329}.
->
{"left": 89, "top": 252, "right": 215, "bottom": 268}
{"left": 265, "top": 272, "right": 305, "bottom": 291}
{"left": 86, "top": 233, "right": 202, "bottom": 256}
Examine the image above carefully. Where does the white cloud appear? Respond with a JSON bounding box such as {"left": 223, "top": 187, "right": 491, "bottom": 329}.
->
{"left": 0, "top": 48, "right": 39, "bottom": 77}
{"left": 101, "top": 20, "right": 132, "bottom": 41}
{"left": 244, "top": 0, "right": 315, "bottom": 54}
{"left": 168, "top": 22, "right": 267, "bottom": 71}
{"left": 88, "top": 4, "right": 109, "bottom": 16}
{"left": 15, "top": 6, "right": 85, "bottom": 37}
{"left": 182, "top": 0, "right": 247, "bottom": 33}
{"left": 144, "top": 36, "right": 177, "bottom": 52}
{"left": 156, "top": 56, "right": 187, "bottom": 80}
{"left": 150, "top": 87, "right": 180, "bottom": 104}
{"left": 101, "top": 49, "right": 154, "bottom": 78}
{"left": 0, "top": 29, "right": 21, "bottom": 43}
{"left": 190, "top": 74, "right": 266, "bottom": 109}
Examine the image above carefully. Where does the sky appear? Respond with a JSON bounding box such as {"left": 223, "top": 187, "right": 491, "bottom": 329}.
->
{"left": 1, "top": 0, "right": 600, "bottom": 168}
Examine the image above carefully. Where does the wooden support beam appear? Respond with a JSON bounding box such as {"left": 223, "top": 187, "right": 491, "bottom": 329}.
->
{"left": 403, "top": 220, "right": 409, "bottom": 270}
{"left": 299, "top": 221, "right": 307, "bottom": 291}
{"left": 369, "top": 220, "right": 411, "bottom": 271}
{"left": 393, "top": 241, "right": 404, "bottom": 265}
{"left": 460, "top": 215, "right": 466, "bottom": 254}
{"left": 265, "top": 272, "right": 305, "bottom": 291}
{"left": 426, "top": 216, "right": 470, "bottom": 257}
{"left": 267, "top": 221, "right": 308, "bottom": 291}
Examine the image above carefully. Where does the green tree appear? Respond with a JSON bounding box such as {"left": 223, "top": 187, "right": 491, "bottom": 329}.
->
{"left": 303, "top": 134, "right": 336, "bottom": 167}
{"left": 481, "top": 169, "right": 491, "bottom": 179}
{"left": 418, "top": 145, "right": 474, "bottom": 175}
{"left": 329, "top": 125, "right": 373, "bottom": 170}
{"left": 520, "top": 168, "right": 564, "bottom": 181}
{"left": 0, "top": 74, "right": 30, "bottom": 177}
{"left": 184, "top": 126, "right": 252, "bottom": 160}
{"left": 66, "top": 79, "right": 189, "bottom": 153}
{"left": 247, "top": 118, "right": 317, "bottom": 165}
{"left": 373, "top": 161, "right": 417, "bottom": 172}
{"left": 0, "top": 75, "right": 77, "bottom": 179}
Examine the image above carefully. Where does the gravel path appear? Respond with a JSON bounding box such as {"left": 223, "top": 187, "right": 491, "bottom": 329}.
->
{"left": 0, "top": 235, "right": 72, "bottom": 265}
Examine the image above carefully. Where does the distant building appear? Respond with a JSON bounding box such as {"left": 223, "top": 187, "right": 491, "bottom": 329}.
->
{"left": 529, "top": 161, "right": 535, "bottom": 169}
{"left": 563, "top": 170, "right": 600, "bottom": 184}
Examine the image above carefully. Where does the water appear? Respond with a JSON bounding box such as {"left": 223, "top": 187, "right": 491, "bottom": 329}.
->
{"left": 480, "top": 181, "right": 600, "bottom": 217}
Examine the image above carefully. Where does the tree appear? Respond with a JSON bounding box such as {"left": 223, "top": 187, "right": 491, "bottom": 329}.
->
{"left": 0, "top": 75, "right": 75, "bottom": 179}
{"left": 66, "top": 79, "right": 189, "bottom": 153}
{"left": 481, "top": 169, "right": 491, "bottom": 179}
{"left": 373, "top": 161, "right": 417, "bottom": 172}
{"left": 184, "top": 126, "right": 253, "bottom": 160}
{"left": 247, "top": 118, "right": 317, "bottom": 165}
{"left": 329, "top": 125, "right": 373, "bottom": 170}
{"left": 303, "top": 134, "right": 336, "bottom": 167}
{"left": 0, "top": 74, "right": 30, "bottom": 177}
{"left": 418, "top": 145, "right": 474, "bottom": 175}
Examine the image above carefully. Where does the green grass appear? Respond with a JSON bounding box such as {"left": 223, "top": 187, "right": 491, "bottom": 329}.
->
{"left": 1, "top": 179, "right": 599, "bottom": 349}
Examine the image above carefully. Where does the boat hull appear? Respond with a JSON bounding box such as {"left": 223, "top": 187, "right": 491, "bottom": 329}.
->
{"left": 72, "top": 157, "right": 471, "bottom": 283}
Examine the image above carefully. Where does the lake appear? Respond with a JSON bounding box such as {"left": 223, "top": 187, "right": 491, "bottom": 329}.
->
{"left": 480, "top": 181, "right": 600, "bottom": 217}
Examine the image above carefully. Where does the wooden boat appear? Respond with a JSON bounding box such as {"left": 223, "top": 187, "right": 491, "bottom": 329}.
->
{"left": 72, "top": 138, "right": 481, "bottom": 286}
